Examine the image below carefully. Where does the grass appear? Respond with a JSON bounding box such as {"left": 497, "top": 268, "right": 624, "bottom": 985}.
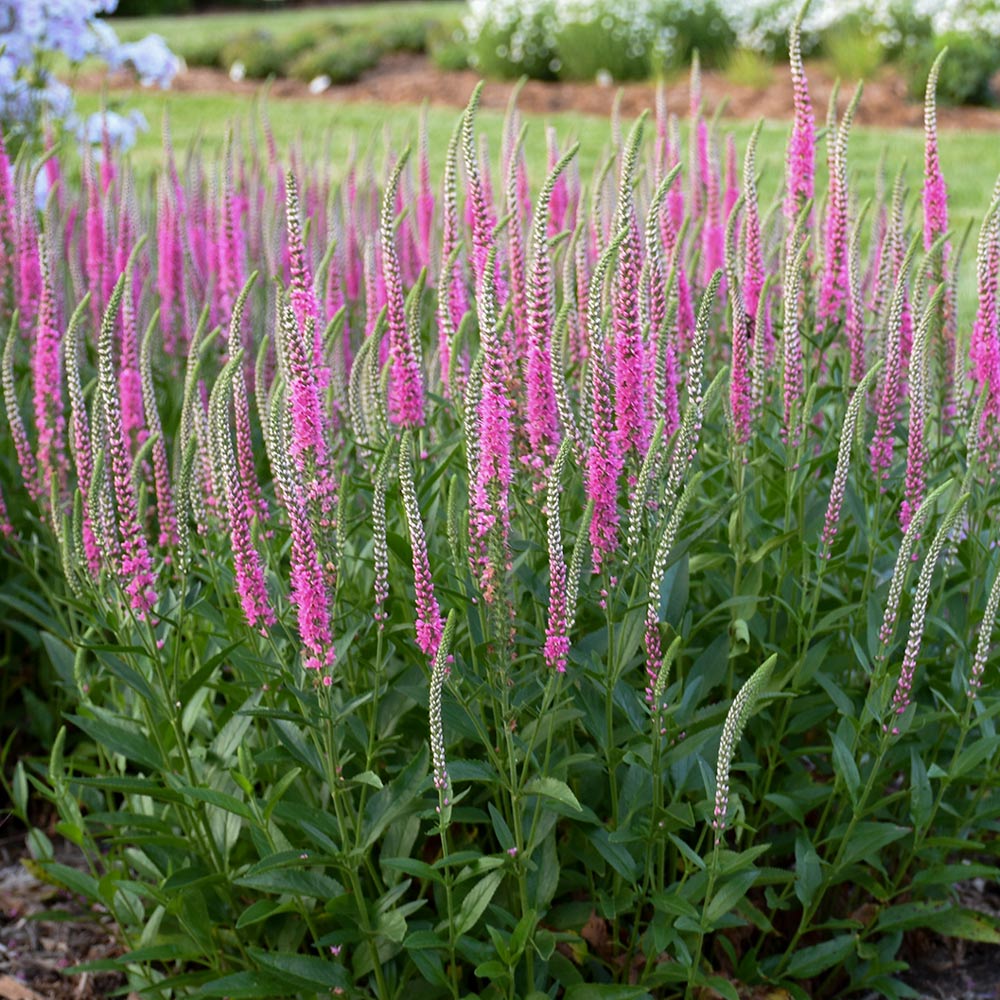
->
{"left": 111, "top": 2, "right": 464, "bottom": 60}
{"left": 723, "top": 48, "right": 775, "bottom": 90}
{"left": 74, "top": 84, "right": 1000, "bottom": 321}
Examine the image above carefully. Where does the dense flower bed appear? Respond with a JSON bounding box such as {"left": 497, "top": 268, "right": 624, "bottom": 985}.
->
{"left": 3, "top": 10, "right": 1000, "bottom": 998}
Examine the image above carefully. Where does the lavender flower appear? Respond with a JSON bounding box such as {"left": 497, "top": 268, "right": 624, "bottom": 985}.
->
{"left": 525, "top": 143, "right": 578, "bottom": 468}
{"left": 783, "top": 5, "right": 815, "bottom": 248}
{"left": 97, "top": 264, "right": 157, "bottom": 616}
{"left": 724, "top": 195, "right": 752, "bottom": 448}
{"left": 901, "top": 288, "right": 944, "bottom": 530}
{"left": 208, "top": 352, "right": 274, "bottom": 635}
{"left": 470, "top": 249, "right": 512, "bottom": 602}
{"left": 871, "top": 238, "right": 919, "bottom": 483}
{"left": 818, "top": 85, "right": 862, "bottom": 333}
{"left": 2, "top": 311, "right": 41, "bottom": 503}
{"left": 32, "top": 233, "right": 67, "bottom": 496}
{"left": 586, "top": 231, "right": 629, "bottom": 572}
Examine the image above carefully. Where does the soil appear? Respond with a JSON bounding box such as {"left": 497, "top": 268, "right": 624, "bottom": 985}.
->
{"left": 82, "top": 51, "right": 1000, "bottom": 131}
{"left": 0, "top": 830, "right": 131, "bottom": 1000}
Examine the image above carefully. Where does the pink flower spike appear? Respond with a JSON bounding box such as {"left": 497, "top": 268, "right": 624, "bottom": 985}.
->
{"left": 381, "top": 150, "right": 426, "bottom": 429}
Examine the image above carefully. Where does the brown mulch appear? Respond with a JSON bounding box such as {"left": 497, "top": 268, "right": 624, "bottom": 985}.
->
{"left": 79, "top": 50, "right": 1000, "bottom": 130}
{"left": 0, "top": 833, "right": 129, "bottom": 1000}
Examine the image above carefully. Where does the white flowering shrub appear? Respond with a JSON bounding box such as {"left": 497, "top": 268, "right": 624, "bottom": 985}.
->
{"left": 465, "top": 0, "right": 1000, "bottom": 90}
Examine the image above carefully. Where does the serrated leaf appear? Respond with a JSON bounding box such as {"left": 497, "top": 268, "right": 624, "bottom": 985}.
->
{"left": 234, "top": 869, "right": 343, "bottom": 898}
{"left": 524, "top": 776, "right": 583, "bottom": 813}
{"left": 247, "top": 949, "right": 350, "bottom": 990}
{"left": 705, "top": 869, "right": 758, "bottom": 925}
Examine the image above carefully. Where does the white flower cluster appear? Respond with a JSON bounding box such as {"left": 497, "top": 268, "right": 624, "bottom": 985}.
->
{"left": 464, "top": 0, "right": 1000, "bottom": 76}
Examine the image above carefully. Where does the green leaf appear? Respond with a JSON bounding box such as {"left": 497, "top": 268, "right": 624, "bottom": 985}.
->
{"left": 377, "top": 909, "right": 408, "bottom": 943}
{"left": 588, "top": 828, "right": 640, "bottom": 883}
{"left": 913, "top": 863, "right": 1000, "bottom": 887}
{"left": 510, "top": 908, "right": 537, "bottom": 958}
{"left": 455, "top": 869, "right": 504, "bottom": 937}
{"left": 236, "top": 900, "right": 293, "bottom": 929}
{"left": 928, "top": 908, "right": 1000, "bottom": 944}
{"left": 248, "top": 948, "right": 351, "bottom": 989}
{"left": 954, "top": 735, "right": 1000, "bottom": 777}
{"left": 488, "top": 804, "right": 515, "bottom": 852}
{"left": 474, "top": 960, "right": 512, "bottom": 980}
{"left": 523, "top": 776, "right": 583, "bottom": 814}
{"left": 12, "top": 761, "right": 27, "bottom": 816}
{"left": 74, "top": 775, "right": 185, "bottom": 805}
{"left": 784, "top": 934, "right": 856, "bottom": 978}
{"left": 198, "top": 970, "right": 308, "bottom": 997}
{"left": 831, "top": 731, "right": 860, "bottom": 803}
{"left": 262, "top": 767, "right": 303, "bottom": 822}
{"left": 361, "top": 747, "right": 428, "bottom": 850}
{"left": 381, "top": 857, "right": 442, "bottom": 883}
{"left": 211, "top": 690, "right": 262, "bottom": 763}
{"left": 910, "top": 748, "right": 932, "bottom": 829}
{"left": 234, "top": 869, "right": 343, "bottom": 898}
{"left": 652, "top": 890, "right": 700, "bottom": 920}
{"left": 794, "top": 836, "right": 822, "bottom": 908}
{"left": 180, "top": 785, "right": 253, "bottom": 821}
{"left": 40, "top": 631, "right": 75, "bottom": 687}
{"left": 839, "top": 822, "right": 910, "bottom": 868}
{"left": 42, "top": 862, "right": 99, "bottom": 901}
{"left": 564, "top": 986, "right": 653, "bottom": 1000}
{"left": 703, "top": 976, "right": 740, "bottom": 1000}
{"left": 705, "top": 869, "right": 758, "bottom": 925}
{"left": 272, "top": 719, "right": 325, "bottom": 780}
{"left": 70, "top": 709, "right": 162, "bottom": 771}
{"left": 404, "top": 930, "right": 447, "bottom": 950}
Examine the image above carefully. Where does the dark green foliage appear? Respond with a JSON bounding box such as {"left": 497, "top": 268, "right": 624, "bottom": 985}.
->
{"left": 287, "top": 34, "right": 383, "bottom": 85}
{"left": 428, "top": 20, "right": 470, "bottom": 72}
{"left": 904, "top": 32, "right": 1000, "bottom": 105}
{"left": 220, "top": 31, "right": 289, "bottom": 80}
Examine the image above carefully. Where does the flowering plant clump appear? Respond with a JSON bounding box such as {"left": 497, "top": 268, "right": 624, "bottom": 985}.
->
{"left": 0, "top": 0, "right": 178, "bottom": 144}
{"left": 4, "top": 13, "right": 1000, "bottom": 999}
{"left": 465, "top": 0, "right": 1000, "bottom": 83}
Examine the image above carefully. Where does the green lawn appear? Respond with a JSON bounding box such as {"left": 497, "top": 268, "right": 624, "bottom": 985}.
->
{"left": 73, "top": 81, "right": 1000, "bottom": 316}
{"left": 111, "top": 2, "right": 464, "bottom": 57}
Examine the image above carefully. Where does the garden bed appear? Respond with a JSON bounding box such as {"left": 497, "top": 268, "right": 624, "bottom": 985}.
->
{"left": 83, "top": 51, "right": 1000, "bottom": 130}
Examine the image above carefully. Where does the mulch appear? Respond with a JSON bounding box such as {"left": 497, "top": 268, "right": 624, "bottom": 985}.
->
{"left": 80, "top": 51, "right": 1000, "bottom": 131}
{"left": 0, "top": 831, "right": 128, "bottom": 1000}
